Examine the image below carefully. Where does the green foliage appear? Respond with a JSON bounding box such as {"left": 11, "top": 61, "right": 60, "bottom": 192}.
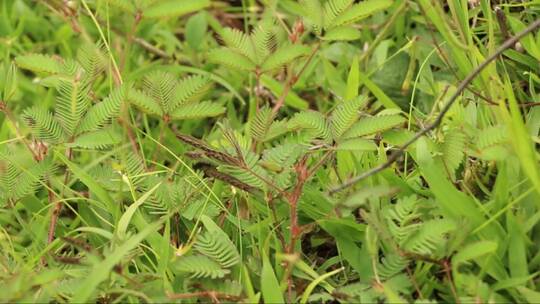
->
{"left": 14, "top": 54, "right": 63, "bottom": 74}
{"left": 129, "top": 71, "right": 224, "bottom": 120}
{"left": 302, "top": 0, "right": 391, "bottom": 40}
{"left": 1, "top": 1, "right": 540, "bottom": 303}
{"left": 194, "top": 230, "right": 240, "bottom": 268}
{"left": 173, "top": 255, "right": 230, "bottom": 279}
{"left": 210, "top": 18, "right": 310, "bottom": 73}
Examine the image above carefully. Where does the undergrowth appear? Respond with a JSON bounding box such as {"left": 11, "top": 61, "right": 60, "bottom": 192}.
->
{"left": 1, "top": 0, "right": 540, "bottom": 303}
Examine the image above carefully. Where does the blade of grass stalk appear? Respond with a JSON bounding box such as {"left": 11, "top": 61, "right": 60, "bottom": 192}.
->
{"left": 261, "top": 238, "right": 284, "bottom": 304}
{"left": 300, "top": 267, "right": 343, "bottom": 304}
{"left": 116, "top": 182, "right": 161, "bottom": 240}
{"left": 72, "top": 220, "right": 163, "bottom": 302}
{"left": 55, "top": 151, "right": 120, "bottom": 222}
{"left": 345, "top": 57, "right": 359, "bottom": 100}
{"left": 499, "top": 74, "right": 540, "bottom": 197}
{"left": 357, "top": 71, "right": 399, "bottom": 109}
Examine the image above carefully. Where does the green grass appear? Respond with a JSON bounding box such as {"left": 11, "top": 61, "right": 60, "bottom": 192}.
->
{"left": 1, "top": 0, "right": 540, "bottom": 303}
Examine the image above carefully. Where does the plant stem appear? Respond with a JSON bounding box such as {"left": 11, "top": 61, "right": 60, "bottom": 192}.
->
{"left": 0, "top": 101, "right": 39, "bottom": 160}
{"left": 271, "top": 43, "right": 320, "bottom": 115}
{"left": 330, "top": 19, "right": 540, "bottom": 193}
{"left": 167, "top": 291, "right": 243, "bottom": 302}
{"left": 47, "top": 147, "right": 72, "bottom": 244}
{"left": 120, "top": 10, "right": 142, "bottom": 72}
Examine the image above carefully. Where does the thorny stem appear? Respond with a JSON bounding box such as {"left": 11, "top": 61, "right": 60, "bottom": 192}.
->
{"left": 443, "top": 259, "right": 460, "bottom": 304}
{"left": 254, "top": 69, "right": 262, "bottom": 111}
{"left": 47, "top": 147, "right": 73, "bottom": 244}
{"left": 330, "top": 19, "right": 540, "bottom": 193}
{"left": 120, "top": 10, "right": 143, "bottom": 71}
{"left": 268, "top": 196, "right": 288, "bottom": 251}
{"left": 271, "top": 43, "right": 320, "bottom": 115}
{"left": 406, "top": 266, "right": 424, "bottom": 299}
{"left": 1, "top": 100, "right": 60, "bottom": 263}
{"left": 1, "top": 102, "right": 57, "bottom": 253}
{"left": 283, "top": 156, "right": 311, "bottom": 303}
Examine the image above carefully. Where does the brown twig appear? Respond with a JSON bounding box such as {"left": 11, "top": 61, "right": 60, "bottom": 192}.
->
{"left": 166, "top": 291, "right": 243, "bottom": 303}
{"left": 176, "top": 131, "right": 287, "bottom": 195}
{"left": 330, "top": 19, "right": 540, "bottom": 194}
{"left": 494, "top": 7, "right": 511, "bottom": 42}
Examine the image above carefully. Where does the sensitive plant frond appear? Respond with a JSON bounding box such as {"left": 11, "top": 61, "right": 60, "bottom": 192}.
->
{"left": 261, "top": 44, "right": 310, "bottom": 72}
{"left": 218, "top": 153, "right": 269, "bottom": 189}
{"left": 55, "top": 77, "right": 91, "bottom": 137}
{"left": 301, "top": 0, "right": 324, "bottom": 35}
{"left": 173, "top": 75, "right": 212, "bottom": 109}
{"left": 402, "top": 219, "right": 457, "bottom": 256}
{"left": 15, "top": 54, "right": 63, "bottom": 74}
{"left": 143, "top": 177, "right": 184, "bottom": 213}
{"left": 342, "top": 114, "right": 405, "bottom": 139}
{"left": 251, "top": 19, "right": 277, "bottom": 62}
{"left": 120, "top": 151, "right": 146, "bottom": 187}
{"left": 194, "top": 231, "right": 240, "bottom": 268}
{"left": 78, "top": 85, "right": 126, "bottom": 133}
{"left": 173, "top": 255, "right": 229, "bottom": 279}
{"left": 300, "top": 0, "right": 389, "bottom": 41}
{"left": 330, "top": 96, "right": 366, "bottom": 139}
{"left": 264, "top": 119, "right": 289, "bottom": 142}
{"left": 129, "top": 72, "right": 219, "bottom": 119}
{"left": 88, "top": 163, "right": 123, "bottom": 191}
{"left": 442, "top": 130, "right": 466, "bottom": 175}
{"left": 69, "top": 128, "right": 122, "bottom": 150}
{"left": 385, "top": 196, "right": 422, "bottom": 244}
{"left": 128, "top": 88, "right": 164, "bottom": 116}
{"left": 261, "top": 143, "right": 303, "bottom": 171}
{"left": 0, "top": 156, "right": 55, "bottom": 202}
{"left": 288, "top": 111, "right": 331, "bottom": 142}
{"left": 23, "top": 107, "right": 65, "bottom": 143}
{"left": 323, "top": 0, "right": 353, "bottom": 29}
{"left": 143, "top": 71, "right": 177, "bottom": 113}
{"left": 214, "top": 18, "right": 309, "bottom": 72}
{"left": 77, "top": 42, "right": 108, "bottom": 79}
{"left": 170, "top": 101, "right": 225, "bottom": 120}
{"left": 249, "top": 106, "right": 274, "bottom": 141}
{"left": 330, "top": 0, "right": 392, "bottom": 27}
{"left": 476, "top": 125, "right": 508, "bottom": 149}
{"left": 377, "top": 254, "right": 410, "bottom": 280}
{"left": 208, "top": 48, "right": 256, "bottom": 71}
{"left": 219, "top": 27, "right": 252, "bottom": 60}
